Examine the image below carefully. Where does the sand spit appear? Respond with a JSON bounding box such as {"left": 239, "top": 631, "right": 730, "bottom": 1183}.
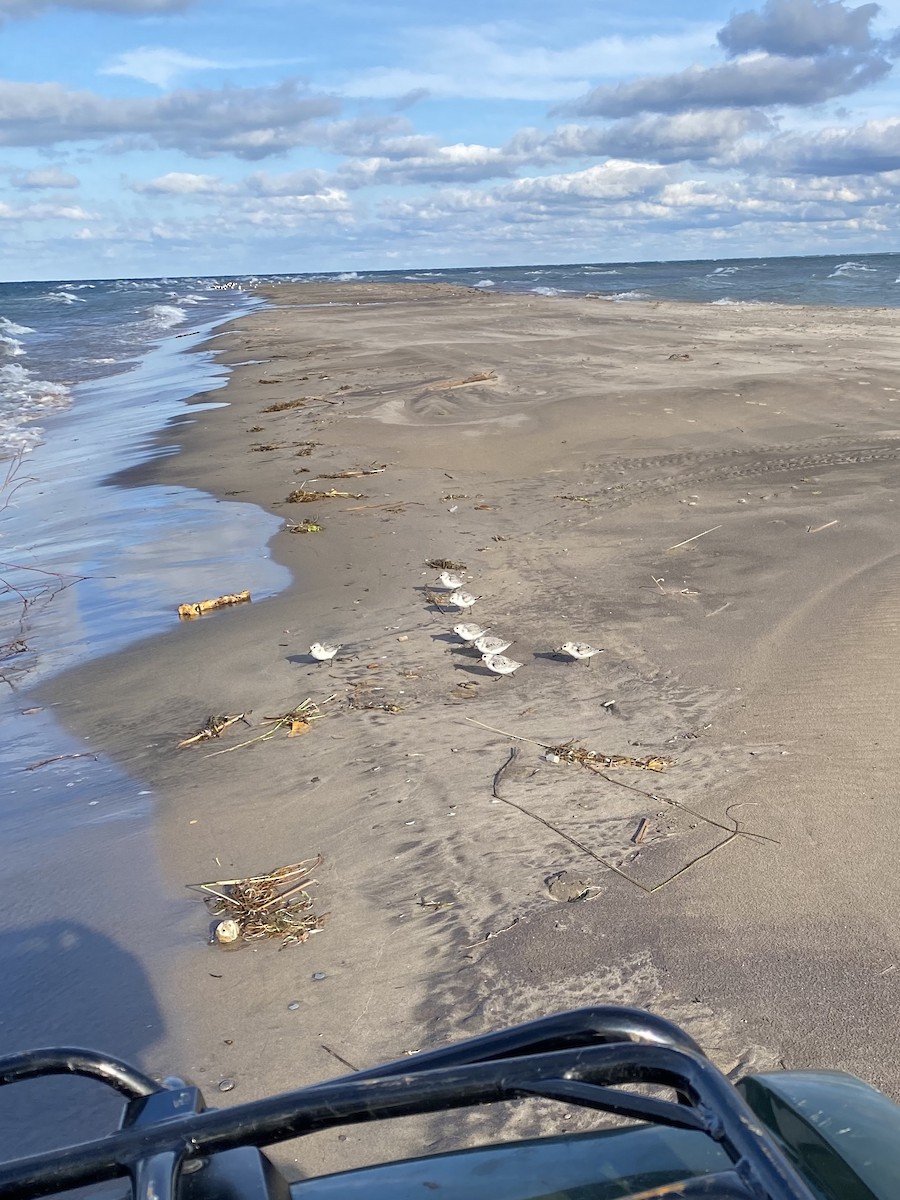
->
{"left": 41, "top": 283, "right": 900, "bottom": 1172}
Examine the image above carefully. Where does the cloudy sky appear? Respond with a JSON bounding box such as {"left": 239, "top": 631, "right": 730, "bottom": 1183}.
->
{"left": 4, "top": 0, "right": 900, "bottom": 279}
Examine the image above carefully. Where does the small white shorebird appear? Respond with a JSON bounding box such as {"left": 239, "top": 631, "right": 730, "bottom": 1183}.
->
{"left": 309, "top": 641, "right": 341, "bottom": 665}
{"left": 438, "top": 570, "right": 465, "bottom": 590}
{"left": 557, "top": 641, "right": 603, "bottom": 664}
{"left": 475, "top": 634, "right": 513, "bottom": 656}
{"left": 482, "top": 652, "right": 523, "bottom": 678}
{"left": 448, "top": 589, "right": 478, "bottom": 610}
{"left": 453, "top": 622, "right": 490, "bottom": 643}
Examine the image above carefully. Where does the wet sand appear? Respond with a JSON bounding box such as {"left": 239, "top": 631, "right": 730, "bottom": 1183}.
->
{"left": 40, "top": 283, "right": 900, "bottom": 1171}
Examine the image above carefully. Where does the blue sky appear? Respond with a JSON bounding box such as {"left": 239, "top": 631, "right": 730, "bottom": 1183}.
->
{"left": 3, "top": 0, "right": 900, "bottom": 279}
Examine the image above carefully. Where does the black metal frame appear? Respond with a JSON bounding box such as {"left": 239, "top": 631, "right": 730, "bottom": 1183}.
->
{"left": 0, "top": 1005, "right": 817, "bottom": 1200}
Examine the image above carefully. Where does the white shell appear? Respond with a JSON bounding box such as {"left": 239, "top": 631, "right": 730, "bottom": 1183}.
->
{"left": 214, "top": 919, "right": 241, "bottom": 944}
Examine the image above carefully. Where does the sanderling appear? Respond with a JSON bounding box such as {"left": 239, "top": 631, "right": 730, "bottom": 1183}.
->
{"left": 448, "top": 590, "right": 478, "bottom": 610}
{"left": 453, "top": 622, "right": 490, "bottom": 643}
{"left": 475, "top": 634, "right": 512, "bottom": 656}
{"left": 309, "top": 641, "right": 341, "bottom": 664}
{"left": 438, "top": 570, "right": 465, "bottom": 590}
{"left": 557, "top": 641, "right": 603, "bottom": 664}
{"left": 482, "top": 653, "right": 523, "bottom": 678}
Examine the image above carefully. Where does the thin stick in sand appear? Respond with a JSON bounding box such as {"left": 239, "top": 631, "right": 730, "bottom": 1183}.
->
{"left": 667, "top": 525, "right": 722, "bottom": 552}
{"left": 807, "top": 519, "right": 838, "bottom": 534}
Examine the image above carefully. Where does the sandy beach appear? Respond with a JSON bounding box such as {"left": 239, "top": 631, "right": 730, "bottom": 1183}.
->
{"left": 39, "top": 283, "right": 900, "bottom": 1172}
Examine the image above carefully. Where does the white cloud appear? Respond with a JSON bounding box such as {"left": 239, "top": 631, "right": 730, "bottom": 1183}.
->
{"left": 0, "top": 200, "right": 92, "bottom": 218}
{"left": 10, "top": 165, "right": 80, "bottom": 188}
{"left": 130, "top": 170, "right": 231, "bottom": 194}
{"left": 99, "top": 46, "right": 309, "bottom": 88}
{"left": 0, "top": 78, "right": 341, "bottom": 158}
{"left": 101, "top": 48, "right": 224, "bottom": 89}
{"left": 341, "top": 21, "right": 720, "bottom": 102}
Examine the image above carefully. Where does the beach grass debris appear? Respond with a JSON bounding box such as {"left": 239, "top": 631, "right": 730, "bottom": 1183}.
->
{"left": 556, "top": 494, "right": 598, "bottom": 504}
{"left": 286, "top": 518, "right": 323, "bottom": 534}
{"left": 261, "top": 398, "right": 312, "bottom": 413}
{"left": 426, "top": 370, "right": 497, "bottom": 391}
{"left": 284, "top": 487, "right": 364, "bottom": 503}
{"left": 426, "top": 558, "right": 467, "bottom": 571}
{"left": 203, "top": 696, "right": 334, "bottom": 757}
{"left": 178, "top": 590, "right": 251, "bottom": 620}
{"left": 250, "top": 442, "right": 287, "bottom": 452}
{"left": 295, "top": 441, "right": 320, "bottom": 457}
{"left": 317, "top": 464, "right": 387, "bottom": 479}
{"left": 191, "top": 856, "right": 326, "bottom": 949}
{"left": 178, "top": 713, "right": 249, "bottom": 748}
{"left": 667, "top": 525, "right": 722, "bottom": 551}
{"left": 547, "top": 740, "right": 674, "bottom": 772}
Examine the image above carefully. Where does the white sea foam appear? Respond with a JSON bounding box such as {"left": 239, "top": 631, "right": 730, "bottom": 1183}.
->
{"left": 45, "top": 290, "right": 86, "bottom": 303}
{"left": 532, "top": 286, "right": 562, "bottom": 296}
{"left": 0, "top": 334, "right": 25, "bottom": 357}
{"left": 474, "top": 279, "right": 495, "bottom": 288}
{"left": 709, "top": 266, "right": 739, "bottom": 276}
{"left": 0, "top": 362, "right": 72, "bottom": 454}
{"left": 828, "top": 261, "right": 876, "bottom": 278}
{"left": 583, "top": 268, "right": 621, "bottom": 275}
{"left": 607, "top": 290, "right": 652, "bottom": 301}
{"left": 336, "top": 271, "right": 360, "bottom": 281}
{"left": 147, "top": 303, "right": 187, "bottom": 329}
{"left": 0, "top": 317, "right": 35, "bottom": 336}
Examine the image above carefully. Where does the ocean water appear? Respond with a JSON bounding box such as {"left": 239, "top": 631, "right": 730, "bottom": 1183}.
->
{"left": 314, "top": 250, "right": 900, "bottom": 308}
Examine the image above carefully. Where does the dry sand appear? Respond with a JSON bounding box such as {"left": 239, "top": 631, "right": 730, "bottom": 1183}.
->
{"left": 41, "top": 283, "right": 900, "bottom": 1172}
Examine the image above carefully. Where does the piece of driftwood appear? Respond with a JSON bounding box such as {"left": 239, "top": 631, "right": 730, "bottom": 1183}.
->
{"left": 178, "top": 591, "right": 250, "bottom": 620}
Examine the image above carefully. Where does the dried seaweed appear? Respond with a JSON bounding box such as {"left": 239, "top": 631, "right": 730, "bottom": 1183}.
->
{"left": 425, "top": 558, "right": 467, "bottom": 571}
{"left": 261, "top": 398, "right": 312, "bottom": 413}
{"left": 547, "top": 740, "right": 674, "bottom": 772}
{"left": 284, "top": 487, "right": 363, "bottom": 503}
{"left": 317, "top": 464, "right": 387, "bottom": 479}
{"left": 203, "top": 696, "right": 333, "bottom": 757}
{"left": 178, "top": 713, "right": 248, "bottom": 748}
{"left": 191, "top": 856, "right": 326, "bottom": 949}
{"left": 285, "top": 519, "right": 323, "bottom": 534}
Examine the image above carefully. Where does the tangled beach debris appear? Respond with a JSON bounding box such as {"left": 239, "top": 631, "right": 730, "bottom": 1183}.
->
{"left": 192, "top": 856, "right": 326, "bottom": 950}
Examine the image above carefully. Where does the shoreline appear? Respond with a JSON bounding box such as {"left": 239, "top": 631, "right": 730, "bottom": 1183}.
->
{"left": 36, "top": 282, "right": 900, "bottom": 1171}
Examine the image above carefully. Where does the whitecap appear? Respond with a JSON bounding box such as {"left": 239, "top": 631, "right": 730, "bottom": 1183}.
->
{"left": 147, "top": 303, "right": 187, "bottom": 329}
{"left": 608, "top": 290, "right": 652, "bottom": 301}
{"left": 0, "top": 334, "right": 25, "bottom": 357}
{"left": 828, "top": 261, "right": 876, "bottom": 278}
{"left": 474, "top": 279, "right": 495, "bottom": 288}
{"left": 335, "top": 271, "right": 360, "bottom": 281}
{"left": 0, "top": 317, "right": 35, "bottom": 336}
{"left": 45, "top": 290, "right": 85, "bottom": 304}
{"left": 532, "top": 286, "right": 561, "bottom": 296}
{"left": 0, "top": 362, "right": 72, "bottom": 455}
